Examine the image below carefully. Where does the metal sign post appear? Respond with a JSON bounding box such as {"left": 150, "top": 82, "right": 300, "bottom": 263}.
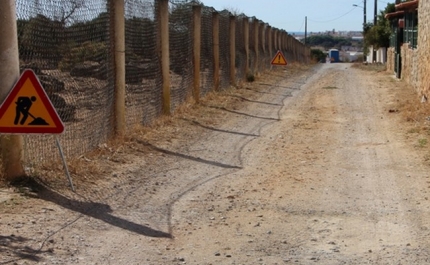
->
{"left": 55, "top": 136, "right": 75, "bottom": 192}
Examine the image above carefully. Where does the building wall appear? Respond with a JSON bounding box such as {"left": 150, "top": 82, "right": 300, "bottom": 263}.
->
{"left": 386, "top": 1, "right": 429, "bottom": 99}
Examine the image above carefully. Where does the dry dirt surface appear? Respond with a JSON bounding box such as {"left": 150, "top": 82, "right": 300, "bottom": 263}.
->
{"left": 3, "top": 62, "right": 430, "bottom": 265}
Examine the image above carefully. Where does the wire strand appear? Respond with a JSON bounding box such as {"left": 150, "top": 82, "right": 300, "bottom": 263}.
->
{"left": 308, "top": 7, "right": 357, "bottom": 23}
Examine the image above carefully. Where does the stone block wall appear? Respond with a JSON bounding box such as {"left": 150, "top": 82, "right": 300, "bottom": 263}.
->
{"left": 387, "top": 47, "right": 395, "bottom": 72}
{"left": 418, "top": 0, "right": 430, "bottom": 98}
{"left": 401, "top": 43, "right": 419, "bottom": 89}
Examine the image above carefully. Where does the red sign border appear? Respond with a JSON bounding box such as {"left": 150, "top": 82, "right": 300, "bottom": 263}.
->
{"left": 0, "top": 69, "right": 65, "bottom": 134}
{"left": 271, "top": 50, "right": 288, "bottom": 66}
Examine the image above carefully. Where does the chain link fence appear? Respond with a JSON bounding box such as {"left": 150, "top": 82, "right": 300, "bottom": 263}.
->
{"left": 9, "top": 0, "right": 310, "bottom": 177}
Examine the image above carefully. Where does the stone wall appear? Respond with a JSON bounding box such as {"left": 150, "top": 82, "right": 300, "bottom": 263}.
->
{"left": 401, "top": 43, "right": 419, "bottom": 89}
{"left": 418, "top": 0, "right": 430, "bottom": 98}
{"left": 387, "top": 47, "right": 395, "bottom": 73}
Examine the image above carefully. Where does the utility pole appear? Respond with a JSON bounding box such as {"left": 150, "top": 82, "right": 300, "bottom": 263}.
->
{"left": 304, "top": 16, "right": 307, "bottom": 46}
{"left": 373, "top": 0, "right": 377, "bottom": 25}
{"left": 363, "top": 0, "right": 367, "bottom": 28}
{"left": 373, "top": 0, "right": 377, "bottom": 62}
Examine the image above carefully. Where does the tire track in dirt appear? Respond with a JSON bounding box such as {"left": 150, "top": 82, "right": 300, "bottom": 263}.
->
{"left": 0, "top": 65, "right": 321, "bottom": 265}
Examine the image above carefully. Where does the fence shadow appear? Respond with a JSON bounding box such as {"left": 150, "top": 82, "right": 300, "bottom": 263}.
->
{"left": 0, "top": 235, "right": 46, "bottom": 265}
{"left": 23, "top": 178, "right": 172, "bottom": 239}
{"left": 182, "top": 118, "right": 260, "bottom": 137}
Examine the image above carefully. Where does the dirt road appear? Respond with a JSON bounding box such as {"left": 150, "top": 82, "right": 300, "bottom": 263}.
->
{"left": 2, "top": 63, "right": 430, "bottom": 264}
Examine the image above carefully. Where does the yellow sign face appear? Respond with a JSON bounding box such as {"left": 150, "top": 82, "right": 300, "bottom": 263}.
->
{"left": 0, "top": 70, "right": 64, "bottom": 134}
{"left": 271, "top": 50, "right": 288, "bottom": 66}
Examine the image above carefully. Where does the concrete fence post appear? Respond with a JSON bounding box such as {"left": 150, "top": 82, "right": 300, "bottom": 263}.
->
{"left": 253, "top": 19, "right": 259, "bottom": 74}
{"left": 284, "top": 32, "right": 287, "bottom": 51}
{"left": 229, "top": 15, "right": 236, "bottom": 87}
{"left": 110, "top": 0, "right": 126, "bottom": 137}
{"left": 212, "top": 11, "right": 220, "bottom": 91}
{"left": 243, "top": 17, "right": 249, "bottom": 80}
{"left": 278, "top": 30, "right": 284, "bottom": 52}
{"left": 268, "top": 26, "right": 273, "bottom": 60}
{"left": 273, "top": 30, "right": 278, "bottom": 51}
{"left": 260, "top": 23, "right": 266, "bottom": 55}
{"left": 192, "top": 5, "right": 202, "bottom": 102}
{"left": 0, "top": 0, "right": 25, "bottom": 181}
{"left": 278, "top": 31, "right": 282, "bottom": 52}
{"left": 288, "top": 35, "right": 292, "bottom": 59}
{"left": 159, "top": 0, "right": 170, "bottom": 115}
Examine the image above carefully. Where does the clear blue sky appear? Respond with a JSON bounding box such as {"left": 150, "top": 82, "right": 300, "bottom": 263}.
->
{"left": 201, "top": 0, "right": 392, "bottom": 33}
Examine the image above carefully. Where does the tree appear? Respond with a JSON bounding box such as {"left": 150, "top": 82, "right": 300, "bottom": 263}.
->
{"left": 306, "top": 35, "right": 353, "bottom": 50}
{"left": 311, "top": 49, "right": 326, "bottom": 63}
{"left": 363, "top": 3, "right": 395, "bottom": 52}
{"left": 20, "top": 14, "right": 65, "bottom": 63}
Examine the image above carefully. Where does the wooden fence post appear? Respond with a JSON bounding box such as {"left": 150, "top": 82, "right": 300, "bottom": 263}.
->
{"left": 111, "top": 0, "right": 126, "bottom": 137}
{"left": 212, "top": 11, "right": 220, "bottom": 91}
{"left": 159, "top": 0, "right": 170, "bottom": 115}
{"left": 229, "top": 15, "right": 236, "bottom": 87}
{"left": 0, "top": 0, "right": 25, "bottom": 181}
{"left": 193, "top": 5, "right": 202, "bottom": 102}
{"left": 243, "top": 17, "right": 249, "bottom": 80}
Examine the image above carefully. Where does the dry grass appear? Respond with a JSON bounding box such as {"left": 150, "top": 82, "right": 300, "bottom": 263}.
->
{"left": 1, "top": 64, "right": 314, "bottom": 189}
{"left": 352, "top": 62, "right": 387, "bottom": 72}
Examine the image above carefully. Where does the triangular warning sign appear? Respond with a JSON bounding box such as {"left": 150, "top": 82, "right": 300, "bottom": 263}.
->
{"left": 0, "top": 69, "right": 64, "bottom": 134}
{"left": 271, "top": 50, "right": 288, "bottom": 66}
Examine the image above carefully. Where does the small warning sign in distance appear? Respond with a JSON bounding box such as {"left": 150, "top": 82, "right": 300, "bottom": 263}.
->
{"left": 0, "top": 69, "right": 65, "bottom": 134}
{"left": 271, "top": 50, "right": 288, "bottom": 66}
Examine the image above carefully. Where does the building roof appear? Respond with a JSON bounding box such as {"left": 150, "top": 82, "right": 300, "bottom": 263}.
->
{"left": 385, "top": 0, "right": 418, "bottom": 19}
{"left": 395, "top": 0, "right": 419, "bottom": 11}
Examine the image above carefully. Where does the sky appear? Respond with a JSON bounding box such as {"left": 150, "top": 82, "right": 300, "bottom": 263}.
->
{"left": 200, "top": 0, "right": 392, "bottom": 33}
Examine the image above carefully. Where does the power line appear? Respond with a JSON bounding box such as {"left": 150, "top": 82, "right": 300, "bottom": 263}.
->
{"left": 308, "top": 7, "right": 357, "bottom": 23}
{"left": 298, "top": 17, "right": 305, "bottom": 32}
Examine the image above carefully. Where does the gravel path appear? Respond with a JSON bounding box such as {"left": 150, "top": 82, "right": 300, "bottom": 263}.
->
{"left": 2, "top": 63, "right": 430, "bottom": 265}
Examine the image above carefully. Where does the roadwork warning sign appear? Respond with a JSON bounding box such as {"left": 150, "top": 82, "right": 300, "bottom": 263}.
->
{"left": 271, "top": 50, "right": 288, "bottom": 66}
{"left": 0, "top": 69, "right": 64, "bottom": 134}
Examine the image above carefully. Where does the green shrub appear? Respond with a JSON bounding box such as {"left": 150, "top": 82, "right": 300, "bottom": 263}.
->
{"left": 59, "top": 41, "right": 107, "bottom": 71}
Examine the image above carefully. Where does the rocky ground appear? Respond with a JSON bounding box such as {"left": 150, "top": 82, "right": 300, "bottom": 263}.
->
{"left": 2, "top": 62, "right": 430, "bottom": 264}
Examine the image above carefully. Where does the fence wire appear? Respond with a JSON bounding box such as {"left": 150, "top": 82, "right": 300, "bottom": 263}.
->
{"left": 169, "top": 0, "right": 193, "bottom": 111}
{"left": 8, "top": 0, "right": 310, "bottom": 178}
{"left": 219, "top": 10, "right": 231, "bottom": 89}
{"left": 200, "top": 6, "right": 215, "bottom": 96}
{"left": 16, "top": 0, "right": 114, "bottom": 174}
{"left": 124, "top": 0, "right": 162, "bottom": 127}
{"left": 235, "top": 16, "right": 246, "bottom": 84}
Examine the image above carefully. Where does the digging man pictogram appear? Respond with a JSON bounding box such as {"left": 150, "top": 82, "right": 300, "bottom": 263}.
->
{"left": 14, "top": 96, "right": 36, "bottom": 125}
{"left": 14, "top": 96, "right": 49, "bottom": 126}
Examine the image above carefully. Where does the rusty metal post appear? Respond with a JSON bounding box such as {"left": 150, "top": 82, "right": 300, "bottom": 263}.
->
{"left": 0, "top": 0, "right": 25, "bottom": 181}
